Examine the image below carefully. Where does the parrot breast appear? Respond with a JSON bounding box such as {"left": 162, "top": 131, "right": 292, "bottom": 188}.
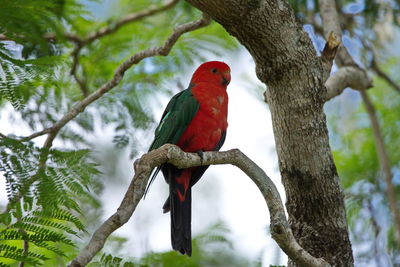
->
{"left": 177, "top": 83, "right": 228, "bottom": 152}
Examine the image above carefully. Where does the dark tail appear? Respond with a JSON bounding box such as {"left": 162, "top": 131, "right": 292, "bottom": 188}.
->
{"left": 161, "top": 165, "right": 207, "bottom": 256}
{"left": 168, "top": 182, "right": 192, "bottom": 256}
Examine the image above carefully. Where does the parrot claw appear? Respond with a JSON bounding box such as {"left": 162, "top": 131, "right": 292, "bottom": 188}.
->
{"left": 196, "top": 150, "right": 204, "bottom": 165}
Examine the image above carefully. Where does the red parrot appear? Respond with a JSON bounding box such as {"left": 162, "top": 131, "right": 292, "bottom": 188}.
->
{"left": 147, "top": 61, "right": 231, "bottom": 256}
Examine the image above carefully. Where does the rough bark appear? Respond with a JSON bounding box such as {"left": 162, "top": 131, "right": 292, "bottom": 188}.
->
{"left": 187, "top": 1, "right": 353, "bottom": 266}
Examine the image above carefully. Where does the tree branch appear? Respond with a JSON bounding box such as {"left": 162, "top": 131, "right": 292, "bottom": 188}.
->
{"left": 324, "top": 66, "right": 372, "bottom": 101}
{"left": 2, "top": 14, "right": 211, "bottom": 215}
{"left": 69, "top": 145, "right": 331, "bottom": 267}
{"left": 84, "top": 0, "right": 179, "bottom": 44}
{"left": 0, "top": 0, "right": 179, "bottom": 45}
{"left": 318, "top": 0, "right": 372, "bottom": 93}
{"left": 13, "top": 14, "right": 211, "bottom": 146}
{"left": 70, "top": 43, "right": 89, "bottom": 97}
{"left": 68, "top": 0, "right": 179, "bottom": 98}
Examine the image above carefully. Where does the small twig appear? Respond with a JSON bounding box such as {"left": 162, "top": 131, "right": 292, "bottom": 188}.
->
{"left": 69, "top": 145, "right": 330, "bottom": 267}
{"left": 84, "top": 0, "right": 179, "bottom": 44}
{"left": 17, "top": 217, "right": 29, "bottom": 267}
{"left": 19, "top": 239, "right": 29, "bottom": 267}
{"left": 321, "top": 31, "right": 341, "bottom": 82}
{"left": 321, "top": 32, "right": 340, "bottom": 64}
{"left": 19, "top": 128, "right": 53, "bottom": 142}
{"left": 70, "top": 44, "right": 89, "bottom": 97}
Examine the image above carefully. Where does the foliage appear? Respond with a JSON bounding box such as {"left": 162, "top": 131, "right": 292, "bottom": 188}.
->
{"left": 0, "top": 0, "right": 73, "bottom": 110}
{"left": 88, "top": 222, "right": 254, "bottom": 267}
{"left": 0, "top": 137, "right": 100, "bottom": 265}
{"left": 331, "top": 67, "right": 400, "bottom": 265}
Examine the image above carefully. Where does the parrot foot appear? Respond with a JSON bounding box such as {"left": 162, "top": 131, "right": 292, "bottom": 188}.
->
{"left": 196, "top": 150, "right": 204, "bottom": 165}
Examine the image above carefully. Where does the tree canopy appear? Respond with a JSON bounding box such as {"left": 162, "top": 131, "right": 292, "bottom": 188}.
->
{"left": 0, "top": 0, "right": 399, "bottom": 266}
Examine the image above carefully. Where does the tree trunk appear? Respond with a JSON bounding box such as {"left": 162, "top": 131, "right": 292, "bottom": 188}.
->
{"left": 187, "top": 0, "right": 354, "bottom": 265}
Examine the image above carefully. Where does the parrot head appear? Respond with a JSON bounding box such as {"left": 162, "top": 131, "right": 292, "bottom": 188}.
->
{"left": 190, "top": 61, "right": 231, "bottom": 87}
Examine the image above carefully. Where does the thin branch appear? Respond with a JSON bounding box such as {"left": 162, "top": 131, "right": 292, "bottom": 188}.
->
{"left": 3, "top": 1, "right": 179, "bottom": 99}
{"left": 1, "top": 14, "right": 211, "bottom": 215}
{"left": 69, "top": 144, "right": 331, "bottom": 267}
{"left": 18, "top": 238, "right": 29, "bottom": 267}
{"left": 0, "top": 0, "right": 179, "bottom": 45}
{"left": 42, "top": 13, "right": 211, "bottom": 149}
{"left": 14, "top": 14, "right": 211, "bottom": 146}
{"left": 18, "top": 128, "right": 53, "bottom": 142}
{"left": 361, "top": 39, "right": 400, "bottom": 94}
{"left": 325, "top": 66, "right": 373, "bottom": 101}
{"left": 67, "top": 0, "right": 179, "bottom": 98}
{"left": 70, "top": 43, "right": 89, "bottom": 97}
{"left": 371, "top": 56, "right": 400, "bottom": 94}
{"left": 17, "top": 217, "right": 29, "bottom": 267}
{"left": 84, "top": 0, "right": 179, "bottom": 44}
{"left": 360, "top": 90, "right": 400, "bottom": 244}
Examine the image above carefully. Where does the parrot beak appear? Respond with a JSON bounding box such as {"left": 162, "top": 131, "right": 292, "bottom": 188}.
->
{"left": 222, "top": 72, "right": 231, "bottom": 86}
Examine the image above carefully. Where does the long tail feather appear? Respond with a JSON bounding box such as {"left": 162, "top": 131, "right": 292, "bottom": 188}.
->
{"left": 169, "top": 179, "right": 192, "bottom": 256}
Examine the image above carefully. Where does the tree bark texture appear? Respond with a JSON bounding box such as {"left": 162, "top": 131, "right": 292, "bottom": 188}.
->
{"left": 187, "top": 1, "right": 353, "bottom": 266}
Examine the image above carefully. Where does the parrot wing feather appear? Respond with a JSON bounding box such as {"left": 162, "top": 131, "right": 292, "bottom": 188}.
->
{"left": 145, "top": 86, "right": 200, "bottom": 197}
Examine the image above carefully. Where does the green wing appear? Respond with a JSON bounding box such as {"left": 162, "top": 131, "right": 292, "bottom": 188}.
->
{"left": 149, "top": 86, "right": 200, "bottom": 151}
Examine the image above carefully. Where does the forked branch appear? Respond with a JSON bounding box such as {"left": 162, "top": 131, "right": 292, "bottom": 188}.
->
{"left": 69, "top": 145, "right": 331, "bottom": 267}
{"left": 1, "top": 13, "right": 211, "bottom": 216}
{"left": 5, "top": 14, "right": 211, "bottom": 146}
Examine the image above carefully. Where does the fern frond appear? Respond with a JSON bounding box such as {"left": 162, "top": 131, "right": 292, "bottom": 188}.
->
{"left": 0, "top": 244, "right": 48, "bottom": 262}
{"left": 21, "top": 216, "right": 78, "bottom": 235}
{"left": 31, "top": 240, "right": 66, "bottom": 256}
{"left": 32, "top": 209, "right": 85, "bottom": 232}
{"left": 87, "top": 253, "right": 137, "bottom": 267}
{"left": 0, "top": 250, "right": 41, "bottom": 266}
{"left": 0, "top": 229, "right": 73, "bottom": 246}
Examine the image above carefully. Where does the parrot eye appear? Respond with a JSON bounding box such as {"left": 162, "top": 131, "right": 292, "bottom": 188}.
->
{"left": 211, "top": 68, "right": 218, "bottom": 73}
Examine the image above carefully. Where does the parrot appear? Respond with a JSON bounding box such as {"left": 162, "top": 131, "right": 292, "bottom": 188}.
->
{"left": 146, "top": 61, "right": 231, "bottom": 256}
